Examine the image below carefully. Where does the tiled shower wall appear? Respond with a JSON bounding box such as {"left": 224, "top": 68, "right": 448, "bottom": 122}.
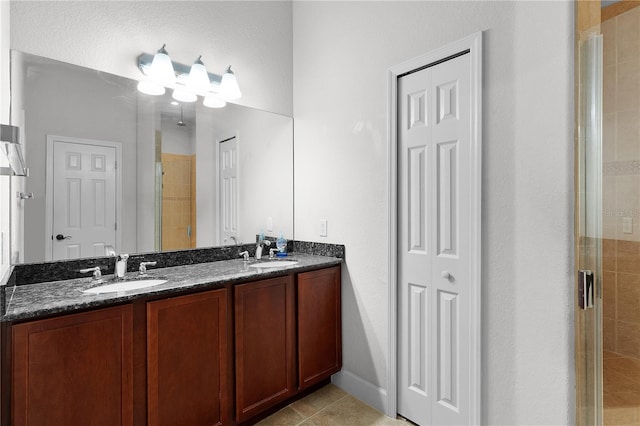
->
{"left": 603, "top": 239, "right": 640, "bottom": 356}
{"left": 602, "top": 7, "right": 640, "bottom": 357}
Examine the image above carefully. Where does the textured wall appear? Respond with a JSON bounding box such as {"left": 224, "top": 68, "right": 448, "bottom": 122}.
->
{"left": 293, "top": 1, "right": 574, "bottom": 424}
{"left": 0, "top": 2, "right": 10, "bottom": 281}
{"left": 10, "top": 1, "right": 293, "bottom": 116}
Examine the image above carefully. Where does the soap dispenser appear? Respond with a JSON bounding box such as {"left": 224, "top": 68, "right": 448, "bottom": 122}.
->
{"left": 276, "top": 233, "right": 287, "bottom": 256}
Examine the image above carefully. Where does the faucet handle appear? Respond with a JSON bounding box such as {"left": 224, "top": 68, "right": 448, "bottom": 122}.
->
{"left": 79, "top": 266, "right": 102, "bottom": 280}
{"left": 139, "top": 261, "right": 157, "bottom": 275}
{"left": 239, "top": 251, "right": 249, "bottom": 261}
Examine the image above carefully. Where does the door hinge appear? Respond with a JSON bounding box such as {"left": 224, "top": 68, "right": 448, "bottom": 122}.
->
{"left": 115, "top": 222, "right": 118, "bottom": 231}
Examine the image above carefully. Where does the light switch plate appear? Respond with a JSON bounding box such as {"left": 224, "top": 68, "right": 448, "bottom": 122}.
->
{"left": 267, "top": 217, "right": 273, "bottom": 232}
{"left": 320, "top": 219, "right": 328, "bottom": 237}
{"left": 623, "top": 216, "right": 633, "bottom": 234}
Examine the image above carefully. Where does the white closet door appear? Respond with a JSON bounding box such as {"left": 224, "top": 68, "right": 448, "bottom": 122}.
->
{"left": 398, "top": 52, "right": 471, "bottom": 426}
{"left": 52, "top": 140, "right": 117, "bottom": 260}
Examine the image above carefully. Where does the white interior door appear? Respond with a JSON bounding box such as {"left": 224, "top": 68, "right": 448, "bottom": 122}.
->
{"left": 398, "top": 52, "right": 472, "bottom": 426}
{"left": 50, "top": 138, "right": 118, "bottom": 260}
{"left": 219, "top": 137, "right": 238, "bottom": 244}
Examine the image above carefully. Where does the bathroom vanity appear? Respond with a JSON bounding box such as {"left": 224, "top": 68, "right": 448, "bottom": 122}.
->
{"left": 0, "top": 254, "right": 342, "bottom": 426}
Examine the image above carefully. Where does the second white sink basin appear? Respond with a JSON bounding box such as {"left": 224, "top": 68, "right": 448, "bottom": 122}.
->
{"left": 249, "top": 261, "right": 299, "bottom": 268}
{"left": 83, "top": 279, "right": 168, "bottom": 294}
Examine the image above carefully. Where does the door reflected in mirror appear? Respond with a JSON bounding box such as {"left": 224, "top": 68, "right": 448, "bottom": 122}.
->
{"left": 10, "top": 51, "right": 293, "bottom": 264}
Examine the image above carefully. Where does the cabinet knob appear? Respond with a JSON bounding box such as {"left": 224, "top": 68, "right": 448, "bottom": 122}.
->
{"left": 441, "top": 271, "right": 451, "bottom": 279}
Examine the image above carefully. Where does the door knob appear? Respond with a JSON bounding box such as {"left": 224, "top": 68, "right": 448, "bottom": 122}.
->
{"left": 55, "top": 234, "right": 72, "bottom": 241}
{"left": 441, "top": 271, "right": 452, "bottom": 279}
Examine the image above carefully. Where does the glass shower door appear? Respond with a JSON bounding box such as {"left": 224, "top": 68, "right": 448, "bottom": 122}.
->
{"left": 576, "top": 33, "right": 603, "bottom": 426}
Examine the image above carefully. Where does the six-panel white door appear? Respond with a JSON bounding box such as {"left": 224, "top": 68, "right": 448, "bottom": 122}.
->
{"left": 51, "top": 139, "right": 117, "bottom": 260}
{"left": 398, "top": 53, "right": 471, "bottom": 426}
{"left": 219, "top": 137, "right": 238, "bottom": 245}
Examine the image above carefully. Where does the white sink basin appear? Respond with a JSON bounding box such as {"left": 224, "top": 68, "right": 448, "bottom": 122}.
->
{"left": 83, "top": 279, "right": 168, "bottom": 294}
{"left": 249, "top": 260, "right": 299, "bottom": 268}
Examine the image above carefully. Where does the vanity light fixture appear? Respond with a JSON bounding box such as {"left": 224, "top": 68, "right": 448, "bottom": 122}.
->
{"left": 148, "top": 44, "right": 176, "bottom": 86}
{"left": 203, "top": 96, "right": 226, "bottom": 109}
{"left": 172, "top": 88, "right": 197, "bottom": 103}
{"left": 0, "top": 124, "right": 28, "bottom": 177}
{"left": 136, "top": 44, "right": 176, "bottom": 96}
{"left": 136, "top": 45, "right": 242, "bottom": 108}
{"left": 187, "top": 56, "right": 211, "bottom": 93}
{"left": 220, "top": 66, "right": 242, "bottom": 100}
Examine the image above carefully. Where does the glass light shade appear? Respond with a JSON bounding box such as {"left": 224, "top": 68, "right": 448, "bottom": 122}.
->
{"left": 187, "top": 56, "right": 211, "bottom": 93}
{"left": 137, "top": 80, "right": 165, "bottom": 96}
{"left": 203, "top": 96, "right": 226, "bottom": 108}
{"left": 149, "top": 45, "right": 175, "bottom": 86}
{"left": 172, "top": 88, "right": 197, "bottom": 103}
{"left": 220, "top": 66, "right": 241, "bottom": 100}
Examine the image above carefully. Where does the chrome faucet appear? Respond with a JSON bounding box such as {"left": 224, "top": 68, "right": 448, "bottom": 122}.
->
{"left": 255, "top": 239, "right": 271, "bottom": 260}
{"left": 239, "top": 251, "right": 249, "bottom": 261}
{"left": 115, "top": 254, "right": 129, "bottom": 279}
{"left": 139, "top": 261, "right": 157, "bottom": 276}
{"left": 80, "top": 266, "right": 103, "bottom": 281}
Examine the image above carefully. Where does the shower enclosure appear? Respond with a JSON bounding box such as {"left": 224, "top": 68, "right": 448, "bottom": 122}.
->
{"left": 576, "top": 3, "right": 640, "bottom": 424}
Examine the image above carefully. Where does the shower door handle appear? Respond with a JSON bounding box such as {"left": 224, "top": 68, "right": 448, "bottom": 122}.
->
{"left": 579, "top": 270, "right": 594, "bottom": 310}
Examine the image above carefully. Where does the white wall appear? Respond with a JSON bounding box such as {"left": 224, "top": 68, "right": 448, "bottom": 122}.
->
{"left": 0, "top": 1, "right": 10, "bottom": 282}
{"left": 10, "top": 1, "right": 293, "bottom": 117}
{"left": 293, "top": 1, "right": 574, "bottom": 424}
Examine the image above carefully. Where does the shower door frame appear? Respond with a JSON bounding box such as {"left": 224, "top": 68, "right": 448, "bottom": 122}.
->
{"left": 575, "top": 2, "right": 604, "bottom": 424}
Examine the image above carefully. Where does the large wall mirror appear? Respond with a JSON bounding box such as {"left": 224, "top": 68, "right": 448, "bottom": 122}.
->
{"left": 10, "top": 51, "right": 293, "bottom": 264}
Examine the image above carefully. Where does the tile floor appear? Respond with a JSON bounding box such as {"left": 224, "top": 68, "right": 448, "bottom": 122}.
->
{"left": 604, "top": 351, "right": 640, "bottom": 425}
{"left": 257, "top": 384, "right": 410, "bottom": 426}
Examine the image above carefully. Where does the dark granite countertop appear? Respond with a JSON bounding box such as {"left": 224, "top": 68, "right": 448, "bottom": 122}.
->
{"left": 2, "top": 254, "right": 342, "bottom": 322}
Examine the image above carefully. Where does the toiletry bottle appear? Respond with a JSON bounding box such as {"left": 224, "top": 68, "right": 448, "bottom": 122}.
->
{"left": 256, "top": 231, "right": 265, "bottom": 260}
{"left": 276, "top": 233, "right": 287, "bottom": 254}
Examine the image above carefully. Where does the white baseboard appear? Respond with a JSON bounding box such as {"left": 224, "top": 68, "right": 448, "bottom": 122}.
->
{"left": 331, "top": 369, "right": 390, "bottom": 416}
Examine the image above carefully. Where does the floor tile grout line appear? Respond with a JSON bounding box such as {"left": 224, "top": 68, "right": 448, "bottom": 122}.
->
{"left": 294, "top": 393, "right": 351, "bottom": 426}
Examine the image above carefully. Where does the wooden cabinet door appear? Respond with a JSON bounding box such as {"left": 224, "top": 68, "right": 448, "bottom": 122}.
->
{"left": 12, "top": 305, "right": 133, "bottom": 426}
{"left": 147, "top": 289, "right": 228, "bottom": 426}
{"left": 298, "top": 266, "right": 342, "bottom": 390}
{"left": 234, "top": 275, "right": 295, "bottom": 422}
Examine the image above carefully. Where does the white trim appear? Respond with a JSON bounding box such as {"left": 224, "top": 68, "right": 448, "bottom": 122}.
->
{"left": 387, "top": 31, "right": 483, "bottom": 423}
{"left": 331, "top": 370, "right": 389, "bottom": 415}
{"left": 45, "top": 135, "right": 123, "bottom": 261}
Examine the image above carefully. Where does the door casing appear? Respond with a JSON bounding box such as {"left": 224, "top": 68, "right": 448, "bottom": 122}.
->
{"left": 387, "top": 32, "right": 483, "bottom": 422}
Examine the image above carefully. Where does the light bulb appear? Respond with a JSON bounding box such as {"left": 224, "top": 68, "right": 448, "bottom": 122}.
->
{"left": 137, "top": 80, "right": 165, "bottom": 96}
{"left": 220, "top": 66, "right": 241, "bottom": 100}
{"left": 172, "top": 88, "right": 197, "bottom": 103}
{"left": 187, "top": 56, "right": 211, "bottom": 93}
{"left": 203, "top": 96, "right": 226, "bottom": 108}
{"left": 149, "top": 44, "right": 175, "bottom": 86}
